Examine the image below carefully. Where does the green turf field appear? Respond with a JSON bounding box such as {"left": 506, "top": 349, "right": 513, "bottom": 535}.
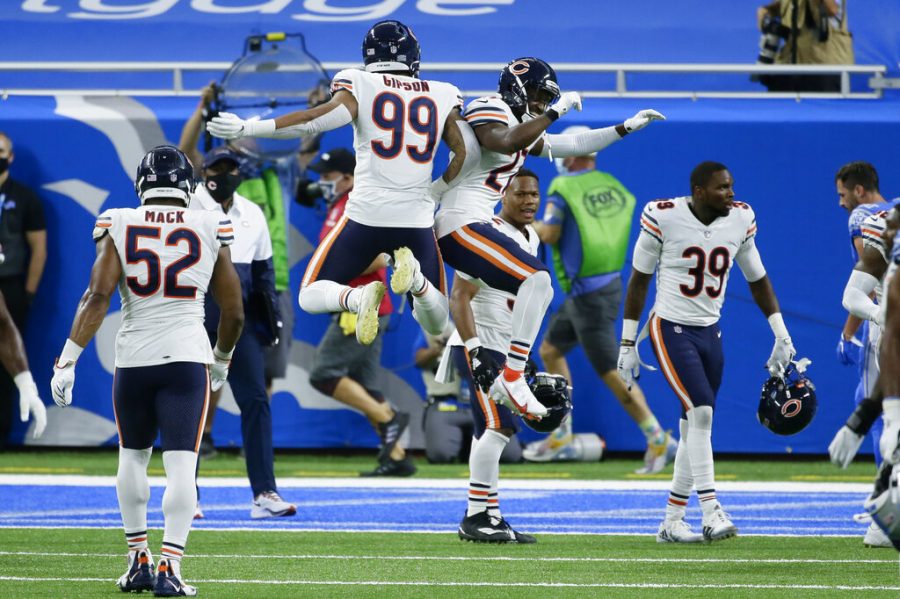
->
{"left": 0, "top": 450, "right": 895, "bottom": 597}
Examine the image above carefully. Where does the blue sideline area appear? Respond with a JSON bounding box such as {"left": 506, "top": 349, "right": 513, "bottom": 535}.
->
{"left": 4, "top": 1, "right": 900, "bottom": 453}
{"left": 0, "top": 481, "right": 869, "bottom": 536}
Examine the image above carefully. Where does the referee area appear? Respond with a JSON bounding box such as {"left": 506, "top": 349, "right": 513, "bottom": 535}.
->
{"left": 0, "top": 450, "right": 895, "bottom": 596}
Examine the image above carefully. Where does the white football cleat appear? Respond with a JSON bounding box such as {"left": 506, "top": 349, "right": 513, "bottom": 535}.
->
{"left": 702, "top": 504, "right": 738, "bottom": 542}
{"left": 634, "top": 432, "right": 678, "bottom": 474}
{"left": 251, "top": 490, "right": 297, "bottom": 519}
{"left": 864, "top": 521, "right": 893, "bottom": 548}
{"left": 355, "top": 281, "right": 385, "bottom": 346}
{"left": 390, "top": 247, "right": 421, "bottom": 295}
{"left": 489, "top": 374, "right": 548, "bottom": 418}
{"left": 657, "top": 518, "right": 704, "bottom": 543}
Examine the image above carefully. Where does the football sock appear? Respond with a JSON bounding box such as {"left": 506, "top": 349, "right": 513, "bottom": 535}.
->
{"left": 508, "top": 271, "right": 553, "bottom": 371}
{"left": 665, "top": 419, "right": 693, "bottom": 521}
{"left": 410, "top": 278, "right": 449, "bottom": 336}
{"left": 639, "top": 415, "right": 667, "bottom": 447}
{"left": 467, "top": 429, "right": 508, "bottom": 517}
{"left": 503, "top": 339, "right": 531, "bottom": 378}
{"left": 161, "top": 450, "right": 198, "bottom": 561}
{"left": 298, "top": 280, "right": 358, "bottom": 313}
{"left": 686, "top": 407, "right": 717, "bottom": 515}
{"left": 116, "top": 447, "right": 152, "bottom": 542}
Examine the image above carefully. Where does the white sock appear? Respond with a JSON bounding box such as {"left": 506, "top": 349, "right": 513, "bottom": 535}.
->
{"left": 467, "top": 429, "right": 509, "bottom": 517}
{"left": 298, "top": 280, "right": 359, "bottom": 314}
{"left": 686, "top": 406, "right": 717, "bottom": 514}
{"left": 665, "top": 418, "right": 693, "bottom": 521}
{"left": 117, "top": 447, "right": 152, "bottom": 541}
{"left": 161, "top": 451, "right": 198, "bottom": 562}
{"left": 410, "top": 279, "right": 449, "bottom": 335}
{"left": 509, "top": 271, "right": 553, "bottom": 360}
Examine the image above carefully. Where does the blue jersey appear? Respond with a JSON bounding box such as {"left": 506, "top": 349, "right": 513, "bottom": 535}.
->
{"left": 848, "top": 198, "right": 900, "bottom": 262}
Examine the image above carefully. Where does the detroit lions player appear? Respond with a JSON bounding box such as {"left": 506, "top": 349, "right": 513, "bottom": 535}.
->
{"left": 618, "top": 161, "right": 797, "bottom": 543}
{"left": 835, "top": 162, "right": 900, "bottom": 463}
{"left": 207, "top": 20, "right": 477, "bottom": 346}
{"left": 50, "top": 146, "right": 244, "bottom": 596}
{"left": 435, "top": 57, "right": 664, "bottom": 419}
{"left": 437, "top": 169, "right": 543, "bottom": 543}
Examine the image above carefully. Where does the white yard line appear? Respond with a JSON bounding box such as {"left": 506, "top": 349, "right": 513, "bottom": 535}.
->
{"left": 0, "top": 550, "right": 894, "bottom": 564}
{"left": 0, "top": 576, "right": 897, "bottom": 590}
{"left": 0, "top": 474, "right": 872, "bottom": 493}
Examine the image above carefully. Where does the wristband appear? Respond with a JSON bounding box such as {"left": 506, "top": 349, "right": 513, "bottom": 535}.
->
{"left": 213, "top": 345, "right": 234, "bottom": 362}
{"left": 13, "top": 370, "right": 36, "bottom": 393}
{"left": 464, "top": 336, "right": 482, "bottom": 352}
{"left": 621, "top": 319, "right": 639, "bottom": 343}
{"left": 59, "top": 339, "right": 84, "bottom": 364}
{"left": 545, "top": 109, "right": 560, "bottom": 122}
{"left": 247, "top": 119, "right": 277, "bottom": 137}
{"left": 846, "top": 396, "right": 883, "bottom": 435}
{"left": 767, "top": 313, "right": 790, "bottom": 340}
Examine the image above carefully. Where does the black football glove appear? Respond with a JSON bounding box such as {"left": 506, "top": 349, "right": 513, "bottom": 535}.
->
{"left": 468, "top": 346, "right": 501, "bottom": 393}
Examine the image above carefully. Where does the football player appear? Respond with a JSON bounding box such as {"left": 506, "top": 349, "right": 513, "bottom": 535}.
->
{"left": 49, "top": 146, "right": 244, "bottom": 596}
{"left": 0, "top": 289, "right": 45, "bottom": 440}
{"left": 207, "top": 20, "right": 478, "bottom": 346}
{"left": 437, "top": 169, "right": 543, "bottom": 543}
{"left": 618, "top": 161, "right": 797, "bottom": 543}
{"left": 434, "top": 57, "right": 664, "bottom": 419}
{"left": 834, "top": 162, "right": 900, "bottom": 462}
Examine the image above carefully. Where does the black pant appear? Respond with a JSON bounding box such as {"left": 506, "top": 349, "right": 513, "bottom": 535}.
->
{"left": 0, "top": 276, "right": 28, "bottom": 448}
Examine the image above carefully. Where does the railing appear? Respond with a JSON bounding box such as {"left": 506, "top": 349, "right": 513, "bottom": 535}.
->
{"left": 0, "top": 61, "right": 888, "bottom": 99}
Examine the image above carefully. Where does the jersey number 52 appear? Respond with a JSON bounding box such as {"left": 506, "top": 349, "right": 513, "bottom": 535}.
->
{"left": 126, "top": 226, "right": 201, "bottom": 299}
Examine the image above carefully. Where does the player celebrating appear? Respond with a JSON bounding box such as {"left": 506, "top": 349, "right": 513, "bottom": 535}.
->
{"left": 50, "top": 146, "right": 244, "bottom": 596}
{"left": 437, "top": 169, "right": 548, "bottom": 542}
{"left": 207, "top": 20, "right": 477, "bottom": 345}
{"left": 434, "top": 57, "right": 664, "bottom": 419}
{"left": 618, "top": 161, "right": 797, "bottom": 543}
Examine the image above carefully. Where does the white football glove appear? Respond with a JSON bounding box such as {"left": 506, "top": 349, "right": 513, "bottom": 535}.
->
{"left": 548, "top": 92, "right": 582, "bottom": 118}
{"left": 828, "top": 425, "right": 864, "bottom": 469}
{"left": 207, "top": 112, "right": 275, "bottom": 140}
{"left": 879, "top": 416, "right": 900, "bottom": 466}
{"left": 209, "top": 346, "right": 233, "bottom": 392}
{"left": 50, "top": 360, "right": 76, "bottom": 408}
{"left": 15, "top": 372, "right": 46, "bottom": 438}
{"left": 617, "top": 343, "right": 640, "bottom": 390}
{"left": 623, "top": 109, "right": 666, "bottom": 133}
{"left": 766, "top": 337, "right": 796, "bottom": 377}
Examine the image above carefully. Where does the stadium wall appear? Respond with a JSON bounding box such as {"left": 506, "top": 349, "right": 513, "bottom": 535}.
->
{"left": 4, "top": 95, "right": 900, "bottom": 455}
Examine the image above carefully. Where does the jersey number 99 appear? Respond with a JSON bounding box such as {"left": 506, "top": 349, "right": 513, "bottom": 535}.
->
{"left": 371, "top": 92, "right": 438, "bottom": 163}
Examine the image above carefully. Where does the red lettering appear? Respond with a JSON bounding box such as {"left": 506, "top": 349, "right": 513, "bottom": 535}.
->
{"left": 145, "top": 211, "right": 156, "bottom": 222}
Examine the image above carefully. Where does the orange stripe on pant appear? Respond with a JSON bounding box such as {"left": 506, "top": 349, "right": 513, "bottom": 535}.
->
{"left": 450, "top": 228, "right": 532, "bottom": 281}
{"left": 194, "top": 369, "right": 211, "bottom": 453}
{"left": 112, "top": 369, "right": 123, "bottom": 445}
{"left": 302, "top": 215, "right": 348, "bottom": 287}
{"left": 464, "top": 347, "right": 500, "bottom": 429}
{"left": 649, "top": 316, "right": 694, "bottom": 411}
{"left": 462, "top": 226, "right": 538, "bottom": 278}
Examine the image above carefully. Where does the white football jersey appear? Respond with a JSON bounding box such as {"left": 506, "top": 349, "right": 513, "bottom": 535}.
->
{"left": 639, "top": 197, "right": 758, "bottom": 327}
{"left": 331, "top": 68, "right": 463, "bottom": 228}
{"left": 435, "top": 95, "right": 543, "bottom": 239}
{"left": 445, "top": 217, "right": 540, "bottom": 353}
{"left": 93, "top": 205, "right": 233, "bottom": 368}
{"left": 861, "top": 210, "right": 891, "bottom": 307}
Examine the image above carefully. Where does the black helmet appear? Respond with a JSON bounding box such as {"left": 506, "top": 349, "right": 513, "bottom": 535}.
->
{"left": 134, "top": 145, "right": 195, "bottom": 206}
{"left": 362, "top": 20, "right": 421, "bottom": 78}
{"left": 758, "top": 363, "right": 817, "bottom": 436}
{"left": 524, "top": 372, "right": 573, "bottom": 433}
{"left": 498, "top": 57, "right": 560, "bottom": 114}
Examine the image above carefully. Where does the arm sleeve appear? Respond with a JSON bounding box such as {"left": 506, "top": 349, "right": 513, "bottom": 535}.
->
{"left": 842, "top": 269, "right": 882, "bottom": 322}
{"left": 734, "top": 238, "right": 767, "bottom": 282}
{"left": 542, "top": 194, "right": 566, "bottom": 225}
{"left": 268, "top": 103, "right": 353, "bottom": 139}
{"left": 632, "top": 230, "right": 661, "bottom": 274}
{"left": 216, "top": 218, "right": 235, "bottom": 248}
{"left": 538, "top": 125, "right": 622, "bottom": 159}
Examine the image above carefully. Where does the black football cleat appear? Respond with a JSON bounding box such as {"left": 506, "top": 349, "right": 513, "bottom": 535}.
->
{"left": 153, "top": 558, "right": 196, "bottom": 597}
{"left": 117, "top": 549, "right": 156, "bottom": 593}
{"left": 359, "top": 457, "right": 417, "bottom": 477}
{"left": 458, "top": 511, "right": 535, "bottom": 544}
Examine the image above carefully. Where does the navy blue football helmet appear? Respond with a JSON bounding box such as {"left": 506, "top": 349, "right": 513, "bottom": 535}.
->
{"left": 498, "top": 57, "right": 560, "bottom": 115}
{"left": 758, "top": 363, "right": 817, "bottom": 436}
{"left": 134, "top": 145, "right": 195, "bottom": 207}
{"left": 524, "top": 372, "right": 573, "bottom": 434}
{"left": 362, "top": 20, "right": 421, "bottom": 78}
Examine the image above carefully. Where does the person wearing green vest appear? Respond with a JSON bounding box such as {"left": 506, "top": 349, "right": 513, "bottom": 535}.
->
{"left": 529, "top": 132, "right": 676, "bottom": 473}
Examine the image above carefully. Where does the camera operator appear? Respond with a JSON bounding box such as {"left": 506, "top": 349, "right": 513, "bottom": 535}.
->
{"left": 757, "top": 0, "right": 854, "bottom": 92}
